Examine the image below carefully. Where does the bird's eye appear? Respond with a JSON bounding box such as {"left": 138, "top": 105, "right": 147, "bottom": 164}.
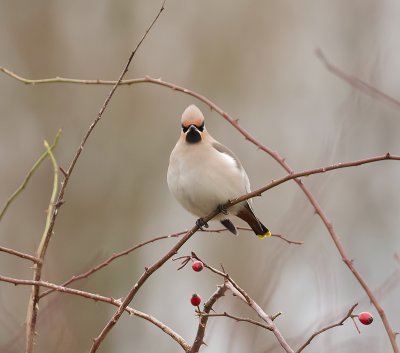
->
{"left": 181, "top": 124, "right": 189, "bottom": 133}
{"left": 197, "top": 123, "right": 204, "bottom": 132}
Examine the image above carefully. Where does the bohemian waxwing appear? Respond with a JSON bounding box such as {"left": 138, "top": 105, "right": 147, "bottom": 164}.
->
{"left": 167, "top": 104, "right": 271, "bottom": 238}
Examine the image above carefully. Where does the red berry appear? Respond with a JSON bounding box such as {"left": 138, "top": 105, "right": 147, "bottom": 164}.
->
{"left": 192, "top": 261, "right": 204, "bottom": 272}
{"left": 190, "top": 293, "right": 201, "bottom": 306}
{"left": 358, "top": 312, "right": 373, "bottom": 325}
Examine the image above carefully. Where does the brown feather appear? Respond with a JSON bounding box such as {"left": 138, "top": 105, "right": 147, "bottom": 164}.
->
{"left": 236, "top": 202, "right": 270, "bottom": 237}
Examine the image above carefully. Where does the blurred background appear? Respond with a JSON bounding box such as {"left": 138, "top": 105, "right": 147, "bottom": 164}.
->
{"left": 1, "top": 1, "right": 400, "bottom": 352}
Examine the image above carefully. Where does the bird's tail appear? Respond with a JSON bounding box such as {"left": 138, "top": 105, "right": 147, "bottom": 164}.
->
{"left": 236, "top": 202, "right": 271, "bottom": 239}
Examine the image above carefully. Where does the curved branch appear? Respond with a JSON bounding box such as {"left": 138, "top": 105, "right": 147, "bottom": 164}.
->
{"left": 2, "top": 53, "right": 399, "bottom": 353}
{"left": 0, "top": 129, "right": 61, "bottom": 221}
{"left": 296, "top": 303, "right": 358, "bottom": 353}
{"left": 316, "top": 48, "right": 400, "bottom": 110}
{"left": 0, "top": 275, "right": 190, "bottom": 352}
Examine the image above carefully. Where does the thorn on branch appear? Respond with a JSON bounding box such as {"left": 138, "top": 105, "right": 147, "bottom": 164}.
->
{"left": 59, "top": 166, "right": 68, "bottom": 177}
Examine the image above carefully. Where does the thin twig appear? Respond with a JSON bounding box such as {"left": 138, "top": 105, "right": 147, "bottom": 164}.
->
{"left": 39, "top": 229, "right": 187, "bottom": 299}
{"left": 87, "top": 2, "right": 169, "bottom": 352}
{"left": 199, "top": 311, "right": 273, "bottom": 331}
{"left": 0, "top": 129, "right": 61, "bottom": 221}
{"left": 2, "top": 51, "right": 400, "bottom": 352}
{"left": 0, "top": 245, "right": 41, "bottom": 264}
{"left": 26, "top": 140, "right": 59, "bottom": 353}
{"left": 189, "top": 253, "right": 293, "bottom": 353}
{"left": 225, "top": 281, "right": 294, "bottom": 353}
{"left": 296, "top": 303, "right": 358, "bottom": 353}
{"left": 316, "top": 48, "right": 400, "bottom": 110}
{"left": 0, "top": 275, "right": 190, "bottom": 352}
{"left": 190, "top": 284, "right": 228, "bottom": 353}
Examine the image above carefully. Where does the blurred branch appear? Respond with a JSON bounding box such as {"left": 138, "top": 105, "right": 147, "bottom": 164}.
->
{"left": 0, "top": 274, "right": 190, "bottom": 352}
{"left": 316, "top": 48, "right": 400, "bottom": 110}
{"left": 0, "top": 129, "right": 61, "bottom": 222}
{"left": 26, "top": 140, "right": 59, "bottom": 353}
{"left": 190, "top": 284, "right": 228, "bottom": 352}
{"left": 0, "top": 245, "right": 41, "bottom": 263}
{"left": 295, "top": 303, "right": 358, "bottom": 353}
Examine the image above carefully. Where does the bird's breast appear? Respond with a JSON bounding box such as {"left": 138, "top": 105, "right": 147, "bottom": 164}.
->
{"left": 167, "top": 144, "right": 247, "bottom": 217}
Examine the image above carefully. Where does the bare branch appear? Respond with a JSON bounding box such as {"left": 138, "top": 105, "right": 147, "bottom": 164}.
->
{"left": 26, "top": 139, "right": 59, "bottom": 353}
{"left": 225, "top": 281, "right": 294, "bottom": 353}
{"left": 199, "top": 311, "right": 273, "bottom": 331}
{"left": 0, "top": 245, "right": 41, "bottom": 264}
{"left": 316, "top": 48, "right": 400, "bottom": 110}
{"left": 2, "top": 48, "right": 399, "bottom": 352}
{"left": 0, "top": 129, "right": 61, "bottom": 222}
{"left": 189, "top": 253, "right": 293, "bottom": 353}
{"left": 39, "top": 229, "right": 187, "bottom": 299}
{"left": 190, "top": 284, "right": 228, "bottom": 353}
{"left": 204, "top": 227, "right": 303, "bottom": 245}
{"left": 296, "top": 303, "right": 358, "bottom": 353}
{"left": 0, "top": 275, "right": 190, "bottom": 352}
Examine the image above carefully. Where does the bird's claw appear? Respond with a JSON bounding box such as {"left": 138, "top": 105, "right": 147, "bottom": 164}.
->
{"left": 218, "top": 204, "right": 229, "bottom": 215}
{"left": 196, "top": 218, "right": 209, "bottom": 230}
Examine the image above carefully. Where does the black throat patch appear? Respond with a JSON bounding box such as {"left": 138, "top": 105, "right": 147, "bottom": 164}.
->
{"left": 185, "top": 126, "right": 201, "bottom": 144}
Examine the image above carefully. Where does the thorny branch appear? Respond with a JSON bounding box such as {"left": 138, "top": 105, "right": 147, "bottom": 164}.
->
{"left": 198, "top": 311, "right": 273, "bottom": 331}
{"left": 187, "top": 253, "right": 294, "bottom": 353}
{"left": 295, "top": 303, "right": 358, "bottom": 353}
{"left": 0, "top": 275, "right": 190, "bottom": 352}
{"left": 1, "top": 31, "right": 399, "bottom": 353}
{"left": 190, "top": 284, "right": 228, "bottom": 353}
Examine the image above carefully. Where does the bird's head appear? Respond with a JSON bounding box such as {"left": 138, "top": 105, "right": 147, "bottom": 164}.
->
{"left": 180, "top": 105, "right": 206, "bottom": 144}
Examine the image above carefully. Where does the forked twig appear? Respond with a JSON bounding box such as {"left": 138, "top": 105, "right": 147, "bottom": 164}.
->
{"left": 296, "top": 303, "right": 358, "bottom": 353}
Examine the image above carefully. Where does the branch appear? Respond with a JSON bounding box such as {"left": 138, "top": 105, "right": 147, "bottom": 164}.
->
{"left": 39, "top": 229, "right": 187, "bottom": 299}
{"left": 316, "top": 48, "right": 400, "bottom": 110}
{"left": 0, "top": 275, "right": 190, "bottom": 352}
{"left": 206, "top": 227, "right": 303, "bottom": 245}
{"left": 199, "top": 311, "right": 272, "bottom": 331}
{"left": 41, "top": 226, "right": 300, "bottom": 300}
{"left": 87, "top": 2, "right": 170, "bottom": 352}
{"left": 227, "top": 153, "right": 400, "bottom": 207}
{"left": 225, "top": 281, "right": 294, "bottom": 353}
{"left": 2, "top": 52, "right": 399, "bottom": 352}
{"left": 26, "top": 139, "right": 59, "bottom": 353}
{"left": 0, "top": 245, "right": 41, "bottom": 263}
{"left": 189, "top": 253, "right": 293, "bottom": 353}
{"left": 296, "top": 303, "right": 358, "bottom": 353}
{"left": 0, "top": 129, "right": 61, "bottom": 221}
{"left": 190, "top": 284, "right": 228, "bottom": 353}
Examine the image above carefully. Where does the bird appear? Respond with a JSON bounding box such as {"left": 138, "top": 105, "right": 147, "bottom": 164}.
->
{"left": 167, "top": 104, "right": 271, "bottom": 238}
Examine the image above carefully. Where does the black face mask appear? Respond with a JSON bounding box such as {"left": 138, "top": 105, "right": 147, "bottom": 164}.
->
{"left": 185, "top": 125, "right": 202, "bottom": 144}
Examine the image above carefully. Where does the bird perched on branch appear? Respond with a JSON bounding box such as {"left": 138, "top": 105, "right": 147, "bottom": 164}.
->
{"left": 167, "top": 104, "right": 271, "bottom": 238}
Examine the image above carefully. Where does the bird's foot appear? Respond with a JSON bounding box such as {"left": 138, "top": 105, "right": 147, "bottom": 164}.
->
{"left": 217, "top": 204, "right": 229, "bottom": 215}
{"left": 196, "top": 218, "right": 209, "bottom": 230}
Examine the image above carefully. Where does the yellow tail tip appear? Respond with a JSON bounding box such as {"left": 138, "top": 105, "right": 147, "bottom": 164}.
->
{"left": 257, "top": 230, "right": 271, "bottom": 239}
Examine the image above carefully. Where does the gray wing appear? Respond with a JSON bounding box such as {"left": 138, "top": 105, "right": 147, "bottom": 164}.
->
{"left": 212, "top": 142, "right": 251, "bottom": 193}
